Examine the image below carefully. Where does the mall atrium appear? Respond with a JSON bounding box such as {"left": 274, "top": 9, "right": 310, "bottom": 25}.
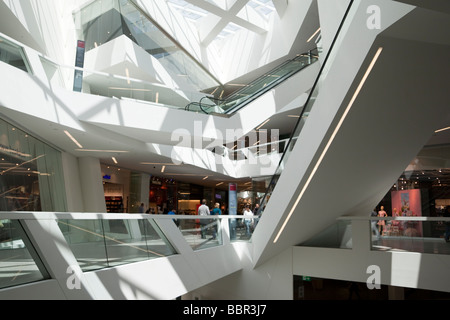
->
{"left": 0, "top": 0, "right": 449, "bottom": 300}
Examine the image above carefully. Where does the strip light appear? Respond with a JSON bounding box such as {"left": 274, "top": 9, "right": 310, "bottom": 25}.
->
{"left": 435, "top": 127, "right": 450, "bottom": 133}
{"left": 307, "top": 28, "right": 321, "bottom": 43}
{"left": 273, "top": 47, "right": 384, "bottom": 244}
{"left": 256, "top": 119, "right": 270, "bottom": 130}
{"left": 64, "top": 130, "right": 83, "bottom": 149}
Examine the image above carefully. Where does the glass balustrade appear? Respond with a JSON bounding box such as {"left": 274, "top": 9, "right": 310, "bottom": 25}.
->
{"left": 0, "top": 36, "right": 32, "bottom": 73}
{"left": 58, "top": 218, "right": 177, "bottom": 271}
{"left": 73, "top": 0, "right": 220, "bottom": 93}
{"left": 178, "top": 217, "right": 222, "bottom": 251}
{"left": 229, "top": 216, "right": 260, "bottom": 242}
{"left": 0, "top": 219, "right": 47, "bottom": 289}
{"left": 185, "top": 50, "right": 319, "bottom": 115}
{"left": 370, "top": 217, "right": 450, "bottom": 255}
{"left": 0, "top": 214, "right": 258, "bottom": 290}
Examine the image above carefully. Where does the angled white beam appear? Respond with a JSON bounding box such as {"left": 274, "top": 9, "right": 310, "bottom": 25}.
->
{"left": 272, "top": 0, "right": 288, "bottom": 18}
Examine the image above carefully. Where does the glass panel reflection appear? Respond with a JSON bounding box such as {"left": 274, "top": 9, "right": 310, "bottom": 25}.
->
{"left": 58, "top": 218, "right": 177, "bottom": 271}
{"left": 229, "top": 217, "right": 259, "bottom": 242}
{"left": 0, "top": 117, "right": 67, "bottom": 213}
{"left": 74, "top": 0, "right": 219, "bottom": 91}
{"left": 186, "top": 50, "right": 319, "bottom": 114}
{"left": 178, "top": 217, "right": 222, "bottom": 251}
{"left": 0, "top": 36, "right": 31, "bottom": 73}
{"left": 0, "top": 219, "right": 46, "bottom": 289}
{"left": 371, "top": 218, "right": 450, "bottom": 255}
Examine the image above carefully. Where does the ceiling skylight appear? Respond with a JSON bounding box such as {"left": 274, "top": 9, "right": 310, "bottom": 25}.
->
{"left": 247, "top": 0, "right": 275, "bottom": 19}
{"left": 166, "top": 0, "right": 208, "bottom": 22}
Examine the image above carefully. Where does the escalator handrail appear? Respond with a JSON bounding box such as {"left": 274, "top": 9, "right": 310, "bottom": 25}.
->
{"left": 185, "top": 48, "right": 319, "bottom": 114}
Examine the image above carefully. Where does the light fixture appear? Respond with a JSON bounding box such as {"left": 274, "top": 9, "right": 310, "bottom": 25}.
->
{"left": 161, "top": 166, "right": 166, "bottom": 173}
{"left": 435, "top": 126, "right": 450, "bottom": 133}
{"left": 256, "top": 119, "right": 270, "bottom": 130}
{"left": 76, "top": 149, "right": 129, "bottom": 153}
{"left": 203, "top": 176, "right": 209, "bottom": 180}
{"left": 216, "top": 182, "right": 224, "bottom": 186}
{"left": 64, "top": 130, "right": 83, "bottom": 149}
{"left": 112, "top": 157, "right": 118, "bottom": 164}
{"left": 141, "top": 162, "right": 179, "bottom": 165}
{"left": 108, "top": 87, "right": 152, "bottom": 92}
{"left": 307, "top": 28, "right": 321, "bottom": 43}
{"left": 125, "top": 68, "right": 130, "bottom": 85}
{"left": 273, "top": 47, "right": 384, "bottom": 244}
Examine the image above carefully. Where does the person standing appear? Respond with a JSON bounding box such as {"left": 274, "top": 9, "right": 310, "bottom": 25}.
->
{"left": 168, "top": 208, "right": 179, "bottom": 227}
{"left": 210, "top": 203, "right": 221, "bottom": 239}
{"left": 242, "top": 205, "right": 254, "bottom": 237}
{"left": 198, "top": 199, "right": 210, "bottom": 239}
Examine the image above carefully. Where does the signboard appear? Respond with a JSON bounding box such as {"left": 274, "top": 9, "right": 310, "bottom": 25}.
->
{"left": 228, "top": 183, "right": 237, "bottom": 215}
{"left": 73, "top": 40, "right": 85, "bottom": 92}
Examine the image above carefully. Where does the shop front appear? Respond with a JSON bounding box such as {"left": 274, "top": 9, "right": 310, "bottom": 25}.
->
{"left": 0, "top": 118, "right": 67, "bottom": 212}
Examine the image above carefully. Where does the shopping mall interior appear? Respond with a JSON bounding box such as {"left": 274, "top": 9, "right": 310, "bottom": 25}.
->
{"left": 0, "top": 0, "right": 449, "bottom": 301}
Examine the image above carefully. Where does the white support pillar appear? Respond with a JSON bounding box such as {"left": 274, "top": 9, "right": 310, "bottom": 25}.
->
{"left": 78, "top": 157, "right": 107, "bottom": 213}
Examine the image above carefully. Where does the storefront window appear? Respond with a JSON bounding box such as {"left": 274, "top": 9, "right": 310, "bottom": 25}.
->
{"left": 149, "top": 176, "right": 177, "bottom": 214}
{"left": 376, "top": 126, "right": 450, "bottom": 238}
{"left": 0, "top": 118, "right": 67, "bottom": 212}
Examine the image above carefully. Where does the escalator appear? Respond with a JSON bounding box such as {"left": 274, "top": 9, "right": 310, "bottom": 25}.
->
{"left": 185, "top": 49, "right": 319, "bottom": 115}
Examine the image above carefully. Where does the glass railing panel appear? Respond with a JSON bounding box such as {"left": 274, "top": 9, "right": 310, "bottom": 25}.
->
{"left": 58, "top": 218, "right": 177, "bottom": 271}
{"left": 216, "top": 51, "right": 319, "bottom": 114}
{"left": 179, "top": 217, "right": 222, "bottom": 251}
{"left": 370, "top": 218, "right": 450, "bottom": 255}
{"left": 229, "top": 216, "right": 260, "bottom": 242}
{"left": 74, "top": 0, "right": 220, "bottom": 92}
{"left": 58, "top": 219, "right": 109, "bottom": 272}
{"left": 102, "top": 219, "right": 151, "bottom": 267}
{"left": 140, "top": 219, "right": 177, "bottom": 258}
{"left": 0, "top": 219, "right": 46, "bottom": 289}
{"left": 0, "top": 36, "right": 32, "bottom": 73}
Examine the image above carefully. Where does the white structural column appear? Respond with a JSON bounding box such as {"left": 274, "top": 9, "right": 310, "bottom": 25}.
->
{"left": 78, "top": 157, "right": 107, "bottom": 213}
{"left": 129, "top": 172, "right": 150, "bottom": 213}
{"left": 61, "top": 152, "right": 85, "bottom": 212}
